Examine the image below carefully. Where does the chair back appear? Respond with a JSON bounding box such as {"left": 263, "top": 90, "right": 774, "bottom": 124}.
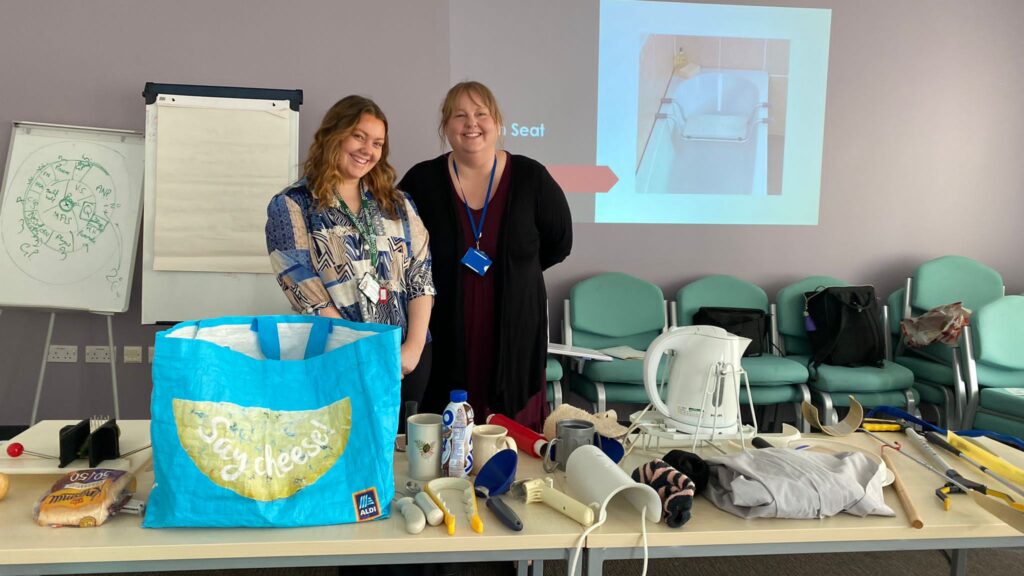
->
{"left": 974, "top": 295, "right": 1024, "bottom": 371}
{"left": 775, "top": 276, "right": 847, "bottom": 356}
{"left": 909, "top": 256, "right": 1003, "bottom": 364}
{"left": 676, "top": 275, "right": 768, "bottom": 326}
{"left": 887, "top": 288, "right": 905, "bottom": 336}
{"left": 911, "top": 256, "right": 1003, "bottom": 313}
{"left": 569, "top": 272, "right": 665, "bottom": 350}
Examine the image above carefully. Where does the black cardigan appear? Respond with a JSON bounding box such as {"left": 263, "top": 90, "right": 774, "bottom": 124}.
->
{"left": 399, "top": 153, "right": 572, "bottom": 417}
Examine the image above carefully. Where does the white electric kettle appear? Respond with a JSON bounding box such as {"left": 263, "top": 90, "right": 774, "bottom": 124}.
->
{"left": 642, "top": 325, "right": 750, "bottom": 434}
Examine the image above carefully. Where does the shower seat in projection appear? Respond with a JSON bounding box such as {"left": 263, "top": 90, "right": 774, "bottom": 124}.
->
{"left": 637, "top": 69, "right": 769, "bottom": 197}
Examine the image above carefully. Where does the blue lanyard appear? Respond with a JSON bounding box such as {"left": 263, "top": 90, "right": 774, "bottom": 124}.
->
{"left": 452, "top": 155, "right": 497, "bottom": 250}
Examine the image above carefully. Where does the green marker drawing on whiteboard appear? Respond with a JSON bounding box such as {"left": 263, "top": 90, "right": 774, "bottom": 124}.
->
{"left": 6, "top": 153, "right": 122, "bottom": 294}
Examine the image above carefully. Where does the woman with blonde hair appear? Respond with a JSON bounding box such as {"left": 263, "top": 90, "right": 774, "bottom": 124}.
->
{"left": 400, "top": 81, "right": 572, "bottom": 427}
{"left": 266, "top": 95, "right": 435, "bottom": 427}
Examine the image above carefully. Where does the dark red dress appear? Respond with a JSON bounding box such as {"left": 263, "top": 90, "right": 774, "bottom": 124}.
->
{"left": 450, "top": 161, "right": 511, "bottom": 419}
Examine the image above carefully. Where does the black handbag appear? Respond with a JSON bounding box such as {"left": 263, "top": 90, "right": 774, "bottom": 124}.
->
{"left": 803, "top": 285, "right": 885, "bottom": 370}
{"left": 692, "top": 307, "right": 769, "bottom": 357}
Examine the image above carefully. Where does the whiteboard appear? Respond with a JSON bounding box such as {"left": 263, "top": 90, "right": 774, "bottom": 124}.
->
{"left": 0, "top": 122, "right": 144, "bottom": 313}
{"left": 141, "top": 84, "right": 302, "bottom": 324}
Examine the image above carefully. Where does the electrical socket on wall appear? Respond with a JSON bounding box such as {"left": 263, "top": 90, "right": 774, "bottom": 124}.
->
{"left": 47, "top": 345, "right": 78, "bottom": 363}
{"left": 123, "top": 346, "right": 143, "bottom": 364}
{"left": 85, "top": 345, "right": 113, "bottom": 363}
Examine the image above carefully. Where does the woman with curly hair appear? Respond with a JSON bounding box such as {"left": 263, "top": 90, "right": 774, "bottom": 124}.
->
{"left": 266, "top": 95, "right": 435, "bottom": 427}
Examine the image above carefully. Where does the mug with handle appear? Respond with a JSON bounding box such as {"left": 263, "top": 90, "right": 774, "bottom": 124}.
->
{"left": 471, "top": 424, "right": 517, "bottom": 475}
{"left": 543, "top": 418, "right": 596, "bottom": 472}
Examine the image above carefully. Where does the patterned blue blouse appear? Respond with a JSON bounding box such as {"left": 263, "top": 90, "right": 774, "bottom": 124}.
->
{"left": 265, "top": 180, "right": 435, "bottom": 341}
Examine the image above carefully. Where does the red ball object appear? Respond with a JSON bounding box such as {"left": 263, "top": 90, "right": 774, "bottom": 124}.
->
{"left": 6, "top": 442, "right": 24, "bottom": 458}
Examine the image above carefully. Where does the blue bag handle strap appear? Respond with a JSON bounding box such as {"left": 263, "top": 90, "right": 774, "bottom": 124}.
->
{"left": 303, "top": 316, "right": 332, "bottom": 358}
{"left": 252, "top": 316, "right": 333, "bottom": 360}
{"left": 253, "top": 318, "right": 282, "bottom": 360}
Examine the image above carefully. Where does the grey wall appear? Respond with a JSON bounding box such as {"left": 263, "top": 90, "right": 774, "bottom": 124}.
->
{"left": 1, "top": 0, "right": 1022, "bottom": 424}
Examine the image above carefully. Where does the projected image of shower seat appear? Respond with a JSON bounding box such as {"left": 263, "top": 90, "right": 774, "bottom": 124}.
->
{"left": 637, "top": 70, "right": 769, "bottom": 196}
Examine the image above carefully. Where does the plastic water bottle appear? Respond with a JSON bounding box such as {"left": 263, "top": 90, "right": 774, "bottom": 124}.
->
{"left": 441, "top": 390, "right": 474, "bottom": 478}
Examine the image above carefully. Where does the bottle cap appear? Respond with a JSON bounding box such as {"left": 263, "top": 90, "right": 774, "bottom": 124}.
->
{"left": 450, "top": 389, "right": 468, "bottom": 403}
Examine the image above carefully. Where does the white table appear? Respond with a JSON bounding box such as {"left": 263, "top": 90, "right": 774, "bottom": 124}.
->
{"left": 0, "top": 441, "right": 588, "bottom": 576}
{"left": 583, "top": 433, "right": 1024, "bottom": 576}
{"left": 0, "top": 420, "right": 151, "bottom": 475}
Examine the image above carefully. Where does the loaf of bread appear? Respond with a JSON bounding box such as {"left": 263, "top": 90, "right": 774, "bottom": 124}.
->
{"left": 34, "top": 469, "right": 136, "bottom": 527}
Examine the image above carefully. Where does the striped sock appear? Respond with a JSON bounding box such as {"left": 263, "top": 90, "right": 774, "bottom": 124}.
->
{"left": 631, "top": 459, "right": 696, "bottom": 528}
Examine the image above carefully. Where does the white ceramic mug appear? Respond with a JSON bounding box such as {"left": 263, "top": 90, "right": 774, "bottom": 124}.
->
{"left": 471, "top": 424, "right": 517, "bottom": 475}
{"left": 407, "top": 413, "right": 442, "bottom": 481}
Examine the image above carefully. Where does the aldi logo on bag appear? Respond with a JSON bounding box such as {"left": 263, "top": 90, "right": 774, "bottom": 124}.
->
{"left": 353, "top": 488, "right": 382, "bottom": 521}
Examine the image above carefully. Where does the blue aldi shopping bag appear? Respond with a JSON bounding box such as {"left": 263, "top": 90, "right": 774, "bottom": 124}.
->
{"left": 144, "top": 315, "right": 401, "bottom": 528}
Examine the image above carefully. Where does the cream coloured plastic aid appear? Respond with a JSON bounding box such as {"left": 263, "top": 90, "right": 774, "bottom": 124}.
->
{"left": 643, "top": 326, "right": 751, "bottom": 435}
{"left": 425, "top": 477, "right": 483, "bottom": 535}
{"left": 394, "top": 497, "right": 426, "bottom": 534}
{"left": 414, "top": 491, "right": 444, "bottom": 526}
{"left": 565, "top": 445, "right": 660, "bottom": 523}
{"left": 511, "top": 477, "right": 595, "bottom": 526}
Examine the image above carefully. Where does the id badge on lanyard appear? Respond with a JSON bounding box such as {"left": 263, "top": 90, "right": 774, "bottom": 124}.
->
{"left": 339, "top": 190, "right": 388, "bottom": 304}
{"left": 358, "top": 272, "right": 388, "bottom": 303}
{"left": 461, "top": 247, "right": 492, "bottom": 277}
{"left": 454, "top": 155, "right": 497, "bottom": 277}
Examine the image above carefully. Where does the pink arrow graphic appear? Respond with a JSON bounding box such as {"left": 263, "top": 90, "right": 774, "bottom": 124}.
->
{"left": 547, "top": 165, "right": 618, "bottom": 194}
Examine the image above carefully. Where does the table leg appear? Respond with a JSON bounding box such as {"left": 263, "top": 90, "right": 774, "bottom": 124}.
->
{"left": 950, "top": 549, "right": 967, "bottom": 576}
{"left": 585, "top": 548, "right": 603, "bottom": 576}
{"left": 529, "top": 560, "right": 544, "bottom": 576}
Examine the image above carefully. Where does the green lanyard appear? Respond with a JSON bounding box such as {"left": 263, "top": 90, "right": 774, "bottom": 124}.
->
{"left": 336, "top": 190, "right": 378, "bottom": 271}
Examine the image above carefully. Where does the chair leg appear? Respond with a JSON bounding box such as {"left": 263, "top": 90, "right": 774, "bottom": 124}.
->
{"left": 962, "top": 402, "right": 980, "bottom": 431}
{"left": 961, "top": 331, "right": 981, "bottom": 430}
{"left": 950, "top": 345, "right": 966, "bottom": 429}
{"left": 941, "top": 386, "right": 954, "bottom": 430}
{"left": 904, "top": 389, "right": 917, "bottom": 419}
{"left": 594, "top": 381, "right": 607, "bottom": 414}
{"left": 797, "top": 384, "right": 812, "bottom": 434}
{"left": 548, "top": 380, "right": 564, "bottom": 412}
{"left": 762, "top": 404, "right": 778, "bottom": 433}
{"left": 820, "top": 393, "right": 837, "bottom": 426}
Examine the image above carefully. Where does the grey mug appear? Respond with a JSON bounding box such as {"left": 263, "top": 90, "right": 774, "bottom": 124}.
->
{"left": 543, "top": 418, "right": 596, "bottom": 472}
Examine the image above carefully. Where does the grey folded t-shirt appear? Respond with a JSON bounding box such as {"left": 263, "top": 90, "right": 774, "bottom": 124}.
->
{"left": 704, "top": 448, "right": 894, "bottom": 519}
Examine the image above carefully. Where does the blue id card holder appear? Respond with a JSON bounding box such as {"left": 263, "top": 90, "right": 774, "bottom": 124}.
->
{"left": 461, "top": 247, "right": 492, "bottom": 277}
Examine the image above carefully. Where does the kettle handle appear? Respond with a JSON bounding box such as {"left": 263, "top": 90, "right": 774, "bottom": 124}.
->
{"left": 643, "top": 331, "right": 675, "bottom": 419}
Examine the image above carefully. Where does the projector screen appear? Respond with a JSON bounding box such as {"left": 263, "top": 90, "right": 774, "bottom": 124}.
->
{"left": 450, "top": 0, "right": 831, "bottom": 225}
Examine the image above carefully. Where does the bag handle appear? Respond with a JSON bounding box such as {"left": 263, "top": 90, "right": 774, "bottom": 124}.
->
{"left": 252, "top": 316, "right": 333, "bottom": 360}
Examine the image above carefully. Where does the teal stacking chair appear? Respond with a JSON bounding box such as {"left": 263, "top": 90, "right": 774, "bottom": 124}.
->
{"left": 776, "top": 276, "right": 917, "bottom": 425}
{"left": 564, "top": 272, "right": 668, "bottom": 413}
{"left": 674, "top": 275, "right": 810, "bottom": 432}
{"left": 961, "top": 296, "right": 1024, "bottom": 437}
{"left": 888, "top": 256, "right": 1004, "bottom": 428}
